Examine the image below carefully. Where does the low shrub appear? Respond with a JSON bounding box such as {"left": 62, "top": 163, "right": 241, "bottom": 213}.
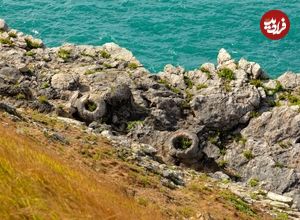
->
{"left": 196, "top": 83, "right": 208, "bottom": 90}
{"left": 128, "top": 62, "right": 139, "bottom": 70}
{"left": 248, "top": 178, "right": 259, "bottom": 187}
{"left": 243, "top": 150, "right": 254, "bottom": 160}
{"left": 100, "top": 50, "right": 111, "bottom": 59}
{"left": 218, "top": 68, "right": 234, "bottom": 81}
{"left": 58, "top": 48, "right": 71, "bottom": 60}
{"left": 38, "top": 96, "right": 49, "bottom": 104}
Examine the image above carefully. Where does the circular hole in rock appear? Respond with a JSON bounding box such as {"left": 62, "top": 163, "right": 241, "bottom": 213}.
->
{"left": 295, "top": 137, "right": 300, "bottom": 144}
{"left": 85, "top": 100, "right": 97, "bottom": 112}
{"left": 173, "top": 135, "right": 193, "bottom": 150}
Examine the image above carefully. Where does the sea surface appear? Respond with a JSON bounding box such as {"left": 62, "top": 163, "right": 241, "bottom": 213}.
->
{"left": 0, "top": 0, "right": 299, "bottom": 77}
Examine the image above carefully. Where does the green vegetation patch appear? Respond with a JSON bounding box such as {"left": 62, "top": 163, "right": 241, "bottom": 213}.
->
{"left": 25, "top": 38, "right": 42, "bottom": 49}
{"left": 0, "top": 37, "right": 14, "bottom": 46}
{"left": 41, "top": 82, "right": 50, "bottom": 89}
{"left": 128, "top": 62, "right": 139, "bottom": 70}
{"left": 58, "top": 48, "right": 71, "bottom": 60}
{"left": 218, "top": 160, "right": 228, "bottom": 168}
{"left": 250, "top": 79, "right": 263, "bottom": 88}
{"left": 85, "top": 101, "right": 97, "bottom": 112}
{"left": 221, "top": 191, "right": 256, "bottom": 216}
{"left": 177, "top": 207, "right": 195, "bottom": 218}
{"left": 127, "top": 120, "right": 144, "bottom": 131}
{"left": 233, "top": 134, "right": 247, "bottom": 146}
{"left": 278, "top": 141, "right": 292, "bottom": 149}
{"left": 8, "top": 32, "right": 17, "bottom": 38}
{"left": 200, "top": 66, "right": 210, "bottom": 74}
{"left": 100, "top": 50, "right": 111, "bottom": 59}
{"left": 265, "top": 81, "right": 284, "bottom": 94}
{"left": 183, "top": 76, "right": 193, "bottom": 89}
{"left": 196, "top": 83, "right": 208, "bottom": 90}
{"left": 25, "top": 51, "right": 36, "bottom": 57}
{"left": 224, "top": 81, "right": 232, "bottom": 92}
{"left": 243, "top": 150, "right": 254, "bottom": 160}
{"left": 218, "top": 68, "right": 235, "bottom": 81}
{"left": 279, "top": 92, "right": 300, "bottom": 106}
{"left": 158, "top": 79, "right": 180, "bottom": 94}
{"left": 275, "top": 212, "right": 289, "bottom": 220}
{"left": 274, "top": 161, "right": 284, "bottom": 169}
{"left": 208, "top": 132, "right": 220, "bottom": 145}
{"left": 185, "top": 90, "right": 193, "bottom": 102}
{"left": 38, "top": 96, "right": 49, "bottom": 104}
{"left": 248, "top": 178, "right": 259, "bottom": 187}
{"left": 249, "top": 111, "right": 260, "bottom": 118}
{"left": 174, "top": 136, "right": 193, "bottom": 150}
{"left": 16, "top": 93, "right": 26, "bottom": 100}
{"left": 84, "top": 69, "right": 97, "bottom": 75}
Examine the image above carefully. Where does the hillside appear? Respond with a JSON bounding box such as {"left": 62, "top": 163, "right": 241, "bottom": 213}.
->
{"left": 0, "top": 18, "right": 299, "bottom": 219}
{"left": 0, "top": 109, "right": 275, "bottom": 220}
{"left": 0, "top": 112, "right": 164, "bottom": 219}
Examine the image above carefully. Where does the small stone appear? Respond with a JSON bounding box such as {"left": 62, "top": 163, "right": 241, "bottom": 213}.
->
{"left": 217, "top": 48, "right": 231, "bottom": 65}
{"left": 0, "top": 102, "right": 21, "bottom": 118}
{"left": 269, "top": 201, "right": 290, "bottom": 209}
{"left": 50, "top": 133, "right": 69, "bottom": 145}
{"left": 51, "top": 73, "right": 79, "bottom": 90}
{"left": 140, "top": 144, "right": 157, "bottom": 156}
{"left": 162, "top": 169, "right": 185, "bottom": 186}
{"left": 200, "top": 63, "right": 215, "bottom": 73}
{"left": 0, "top": 67, "right": 22, "bottom": 84}
{"left": 101, "top": 130, "right": 113, "bottom": 138}
{"left": 267, "top": 192, "right": 293, "bottom": 205}
{"left": 211, "top": 171, "right": 230, "bottom": 180}
{"left": 25, "top": 36, "right": 44, "bottom": 48}
{"left": 0, "top": 19, "right": 8, "bottom": 32}
{"left": 161, "top": 178, "right": 177, "bottom": 189}
{"left": 278, "top": 72, "right": 299, "bottom": 90}
{"left": 238, "top": 58, "right": 250, "bottom": 70}
{"left": 263, "top": 80, "right": 277, "bottom": 90}
{"left": 252, "top": 63, "right": 262, "bottom": 79}
{"left": 57, "top": 117, "right": 85, "bottom": 126}
{"left": 257, "top": 87, "right": 266, "bottom": 99}
{"left": 234, "top": 69, "right": 248, "bottom": 82}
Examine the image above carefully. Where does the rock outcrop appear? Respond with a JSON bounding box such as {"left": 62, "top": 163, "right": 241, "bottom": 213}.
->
{"left": 0, "top": 19, "right": 300, "bottom": 215}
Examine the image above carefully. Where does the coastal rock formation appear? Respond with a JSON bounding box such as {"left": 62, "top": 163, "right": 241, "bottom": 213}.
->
{"left": 0, "top": 19, "right": 300, "bottom": 214}
{"left": 217, "top": 97, "right": 300, "bottom": 209}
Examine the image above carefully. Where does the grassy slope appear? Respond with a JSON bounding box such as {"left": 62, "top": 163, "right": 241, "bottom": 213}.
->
{"left": 0, "top": 117, "right": 161, "bottom": 219}
{"left": 0, "top": 110, "right": 273, "bottom": 220}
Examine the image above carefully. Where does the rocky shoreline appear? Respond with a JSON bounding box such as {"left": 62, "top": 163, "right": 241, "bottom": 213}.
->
{"left": 0, "top": 19, "right": 299, "bottom": 218}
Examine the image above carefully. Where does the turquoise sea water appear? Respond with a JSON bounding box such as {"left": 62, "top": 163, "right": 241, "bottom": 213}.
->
{"left": 0, "top": 0, "right": 299, "bottom": 77}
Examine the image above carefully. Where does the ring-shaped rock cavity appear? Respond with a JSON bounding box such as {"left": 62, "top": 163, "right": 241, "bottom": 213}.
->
{"left": 169, "top": 131, "right": 200, "bottom": 159}
{"left": 75, "top": 94, "right": 106, "bottom": 123}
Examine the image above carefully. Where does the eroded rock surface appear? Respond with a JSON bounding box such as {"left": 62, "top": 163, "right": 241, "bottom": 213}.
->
{"left": 1, "top": 19, "right": 300, "bottom": 214}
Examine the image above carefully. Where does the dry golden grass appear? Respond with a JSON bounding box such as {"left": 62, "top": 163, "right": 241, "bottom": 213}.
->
{"left": 0, "top": 111, "right": 274, "bottom": 220}
{"left": 0, "top": 124, "right": 162, "bottom": 220}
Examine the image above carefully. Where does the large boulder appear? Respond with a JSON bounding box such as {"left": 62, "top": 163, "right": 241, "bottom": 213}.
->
{"left": 242, "top": 106, "right": 300, "bottom": 146}
{"left": 51, "top": 73, "right": 79, "bottom": 90}
{"left": 225, "top": 106, "right": 300, "bottom": 194}
{"left": 190, "top": 85, "right": 261, "bottom": 130}
{"left": 238, "top": 58, "right": 263, "bottom": 79}
{"left": 104, "top": 84, "right": 133, "bottom": 106}
{"left": 150, "top": 97, "right": 183, "bottom": 130}
{"left": 217, "top": 48, "right": 232, "bottom": 65}
{"left": 102, "top": 42, "right": 140, "bottom": 64}
{"left": 158, "top": 64, "right": 186, "bottom": 90}
{"left": 0, "top": 67, "right": 22, "bottom": 84}
{"left": 277, "top": 72, "right": 300, "bottom": 90}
